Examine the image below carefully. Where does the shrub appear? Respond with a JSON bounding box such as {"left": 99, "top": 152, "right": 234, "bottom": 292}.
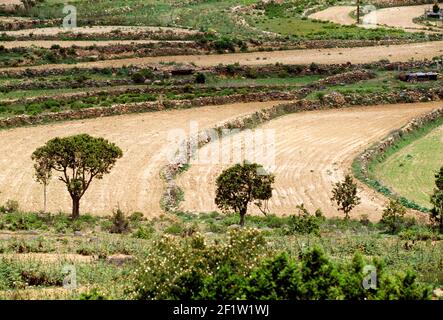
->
{"left": 109, "top": 209, "right": 130, "bottom": 234}
{"left": 0, "top": 200, "right": 19, "bottom": 214}
{"left": 285, "top": 204, "right": 321, "bottom": 236}
{"left": 195, "top": 73, "right": 206, "bottom": 84}
{"left": 132, "top": 225, "right": 155, "bottom": 240}
{"left": 127, "top": 237, "right": 432, "bottom": 300}
{"left": 127, "top": 228, "right": 266, "bottom": 300}
{"left": 131, "top": 72, "right": 145, "bottom": 84}
{"left": 381, "top": 199, "right": 406, "bottom": 233}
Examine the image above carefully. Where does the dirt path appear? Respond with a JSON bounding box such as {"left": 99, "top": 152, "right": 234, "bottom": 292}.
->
{"left": 364, "top": 4, "right": 439, "bottom": 33}
{"left": 0, "top": 101, "right": 286, "bottom": 217}
{"left": 309, "top": 6, "right": 356, "bottom": 25}
{"left": 3, "top": 25, "right": 198, "bottom": 37}
{"left": 2, "top": 41, "right": 442, "bottom": 72}
{"left": 310, "top": 5, "right": 440, "bottom": 33}
{"left": 1, "top": 40, "right": 192, "bottom": 49}
{"left": 177, "top": 102, "right": 442, "bottom": 221}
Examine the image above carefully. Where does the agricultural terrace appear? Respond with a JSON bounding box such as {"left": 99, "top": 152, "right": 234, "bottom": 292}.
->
{"left": 0, "top": 0, "right": 442, "bottom": 301}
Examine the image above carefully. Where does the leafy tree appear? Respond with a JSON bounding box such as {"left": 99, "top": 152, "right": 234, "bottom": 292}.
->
{"left": 381, "top": 199, "right": 406, "bottom": 233}
{"left": 215, "top": 162, "right": 274, "bottom": 226}
{"left": 430, "top": 167, "right": 443, "bottom": 232}
{"left": 331, "top": 174, "right": 361, "bottom": 219}
{"left": 31, "top": 134, "right": 123, "bottom": 219}
{"left": 433, "top": 3, "right": 440, "bottom": 14}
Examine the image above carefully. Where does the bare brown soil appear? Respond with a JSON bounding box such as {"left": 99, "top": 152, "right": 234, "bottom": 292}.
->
{"left": 309, "top": 6, "right": 356, "bottom": 25}
{"left": 311, "top": 5, "right": 442, "bottom": 33}
{"left": 177, "top": 102, "right": 442, "bottom": 221}
{"left": 3, "top": 25, "right": 198, "bottom": 37}
{"left": 1, "top": 40, "right": 191, "bottom": 49}
{"left": 0, "top": 101, "right": 286, "bottom": 217}
{"left": 2, "top": 41, "right": 442, "bottom": 72}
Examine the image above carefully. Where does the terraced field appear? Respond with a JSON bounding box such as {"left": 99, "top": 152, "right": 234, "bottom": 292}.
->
{"left": 0, "top": 100, "right": 286, "bottom": 216}
{"left": 177, "top": 102, "right": 442, "bottom": 220}
{"left": 2, "top": 41, "right": 442, "bottom": 72}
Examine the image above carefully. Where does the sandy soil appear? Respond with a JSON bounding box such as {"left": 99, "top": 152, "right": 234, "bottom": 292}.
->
{"left": 0, "top": 101, "right": 286, "bottom": 217}
{"left": 0, "top": 0, "right": 22, "bottom": 11}
{"left": 177, "top": 102, "right": 442, "bottom": 221}
{"left": 3, "top": 25, "right": 199, "bottom": 37}
{"left": 364, "top": 4, "right": 440, "bottom": 33}
{"left": 1, "top": 40, "right": 191, "bottom": 49}
{"left": 311, "top": 5, "right": 441, "bottom": 33}
{"left": 0, "top": 16, "right": 31, "bottom": 23}
{"left": 0, "top": 253, "right": 95, "bottom": 263}
{"left": 309, "top": 6, "right": 356, "bottom": 25}
{"left": 2, "top": 41, "right": 442, "bottom": 72}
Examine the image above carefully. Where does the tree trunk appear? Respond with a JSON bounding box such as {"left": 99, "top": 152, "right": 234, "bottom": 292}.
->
{"left": 239, "top": 208, "right": 247, "bottom": 227}
{"left": 43, "top": 184, "right": 47, "bottom": 213}
{"left": 356, "top": 0, "right": 360, "bottom": 24}
{"left": 72, "top": 197, "right": 80, "bottom": 219}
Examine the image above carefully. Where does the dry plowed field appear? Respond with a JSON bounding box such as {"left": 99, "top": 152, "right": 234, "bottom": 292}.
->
{"left": 0, "top": 101, "right": 286, "bottom": 216}
{"left": 3, "top": 41, "right": 443, "bottom": 72}
{"left": 177, "top": 102, "right": 442, "bottom": 220}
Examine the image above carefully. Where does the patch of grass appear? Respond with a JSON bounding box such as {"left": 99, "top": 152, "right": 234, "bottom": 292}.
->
{"left": 371, "top": 121, "right": 443, "bottom": 208}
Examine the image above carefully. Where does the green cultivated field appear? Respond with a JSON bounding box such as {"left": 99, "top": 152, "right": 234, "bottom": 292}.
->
{"left": 373, "top": 124, "right": 443, "bottom": 208}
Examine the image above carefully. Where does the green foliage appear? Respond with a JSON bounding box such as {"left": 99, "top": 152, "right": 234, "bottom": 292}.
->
{"left": 331, "top": 175, "right": 361, "bottom": 219}
{"left": 431, "top": 167, "right": 443, "bottom": 232}
{"left": 381, "top": 199, "right": 406, "bottom": 233}
{"left": 78, "top": 288, "right": 108, "bottom": 300}
{"left": 32, "top": 134, "right": 123, "bottom": 218}
{"left": 131, "top": 72, "right": 145, "bottom": 84}
{"left": 0, "top": 200, "right": 20, "bottom": 214}
{"left": 128, "top": 228, "right": 266, "bottom": 300}
{"left": 127, "top": 233, "right": 432, "bottom": 300}
{"left": 195, "top": 73, "right": 206, "bottom": 84}
{"left": 215, "top": 162, "right": 275, "bottom": 226}
{"left": 109, "top": 209, "right": 130, "bottom": 234}
{"left": 285, "top": 204, "right": 321, "bottom": 236}
{"left": 132, "top": 225, "right": 155, "bottom": 240}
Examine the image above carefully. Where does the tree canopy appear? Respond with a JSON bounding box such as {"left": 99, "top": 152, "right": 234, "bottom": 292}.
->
{"left": 215, "top": 162, "right": 274, "bottom": 226}
{"left": 32, "top": 134, "right": 123, "bottom": 218}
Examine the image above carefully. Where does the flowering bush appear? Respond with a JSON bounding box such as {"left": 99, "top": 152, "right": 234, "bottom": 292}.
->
{"left": 127, "top": 230, "right": 431, "bottom": 300}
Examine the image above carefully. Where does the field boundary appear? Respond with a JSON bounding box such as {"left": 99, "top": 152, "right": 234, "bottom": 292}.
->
{"left": 352, "top": 106, "right": 443, "bottom": 212}
{"left": 0, "top": 69, "right": 375, "bottom": 129}
{"left": 160, "top": 91, "right": 443, "bottom": 213}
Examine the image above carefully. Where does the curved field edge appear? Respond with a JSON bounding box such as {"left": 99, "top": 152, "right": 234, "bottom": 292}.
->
{"left": 160, "top": 98, "right": 443, "bottom": 215}
{"left": 352, "top": 107, "right": 443, "bottom": 212}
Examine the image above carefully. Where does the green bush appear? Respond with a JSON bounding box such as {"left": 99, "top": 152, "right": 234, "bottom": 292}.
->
{"left": 109, "top": 209, "right": 130, "bottom": 234}
{"left": 127, "top": 232, "right": 431, "bottom": 300}
{"left": 195, "top": 73, "right": 206, "bottom": 84}
{"left": 284, "top": 204, "right": 321, "bottom": 236}
{"left": 127, "top": 228, "right": 266, "bottom": 299}
{"left": 132, "top": 225, "right": 155, "bottom": 240}
{"left": 131, "top": 72, "right": 145, "bottom": 84}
